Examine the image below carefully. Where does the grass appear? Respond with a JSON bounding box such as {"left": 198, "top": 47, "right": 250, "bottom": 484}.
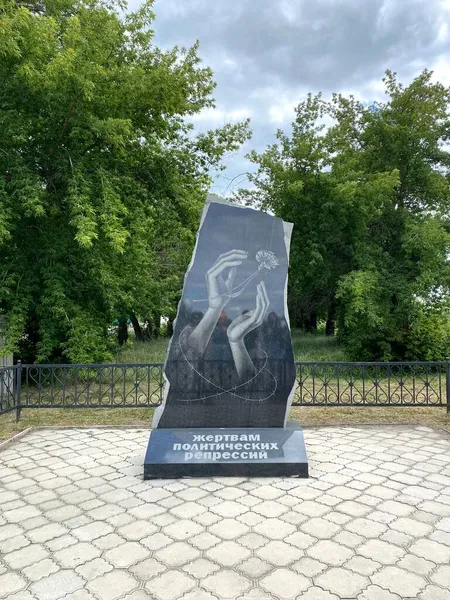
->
{"left": 1, "top": 331, "right": 449, "bottom": 444}
{"left": 114, "top": 337, "right": 170, "bottom": 364}
{"left": 113, "top": 330, "right": 347, "bottom": 364}
{"left": 1, "top": 405, "right": 449, "bottom": 445}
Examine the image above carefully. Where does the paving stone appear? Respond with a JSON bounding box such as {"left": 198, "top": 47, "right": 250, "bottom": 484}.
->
{"left": 193, "top": 512, "right": 222, "bottom": 527}
{"left": 209, "top": 519, "right": 249, "bottom": 540}
{"left": 346, "top": 518, "right": 388, "bottom": 538}
{"left": 88, "top": 570, "right": 139, "bottom": 600}
{"left": 291, "top": 557, "right": 327, "bottom": 577}
{"left": 253, "top": 518, "right": 296, "bottom": 540}
{"left": 237, "top": 557, "right": 272, "bottom": 579}
{"left": 45, "top": 505, "right": 82, "bottom": 522}
{"left": 214, "top": 487, "right": 246, "bottom": 500}
{"left": 316, "top": 567, "right": 369, "bottom": 597}
{"left": 410, "top": 538, "right": 450, "bottom": 562}
{"left": 284, "top": 531, "right": 316, "bottom": 550}
{"left": 141, "top": 533, "right": 173, "bottom": 551}
{"left": 0, "top": 573, "right": 27, "bottom": 598}
{"left": 397, "top": 553, "right": 435, "bottom": 576}
{"left": 130, "top": 558, "right": 166, "bottom": 581}
{"left": 431, "top": 565, "right": 450, "bottom": 587}
{"left": 190, "top": 532, "right": 222, "bottom": 550}
{"left": 146, "top": 570, "right": 196, "bottom": 600}
{"left": 371, "top": 566, "right": 427, "bottom": 597}
{"left": 210, "top": 501, "right": 249, "bottom": 518}
{"left": 358, "top": 539, "right": 405, "bottom": 564}
{"left": 419, "top": 585, "right": 450, "bottom": 600}
{"left": 180, "top": 590, "right": 219, "bottom": 600}
{"left": 429, "top": 529, "right": 450, "bottom": 546}
{"left": 390, "top": 517, "right": 433, "bottom": 537}
{"left": 256, "top": 540, "right": 301, "bottom": 566}
{"left": 379, "top": 529, "right": 412, "bottom": 548}
{"left": 280, "top": 510, "right": 308, "bottom": 526}
{"left": 3, "top": 505, "right": 41, "bottom": 523}
{"left": 155, "top": 541, "right": 200, "bottom": 567}
{"left": 72, "top": 521, "right": 114, "bottom": 542}
{"left": 30, "top": 570, "right": 85, "bottom": 600}
{"left": 237, "top": 512, "right": 266, "bottom": 527}
{"left": 162, "top": 520, "right": 203, "bottom": 541}
{"left": 346, "top": 555, "right": 381, "bottom": 576}
{"left": 308, "top": 539, "right": 354, "bottom": 566}
{"left": 238, "top": 532, "right": 269, "bottom": 550}
{"left": 252, "top": 500, "right": 288, "bottom": 518}
{"left": 28, "top": 523, "right": 68, "bottom": 544}
{"left": 22, "top": 558, "right": 60, "bottom": 582}
{"left": 92, "top": 533, "right": 126, "bottom": 550}
{"left": 75, "top": 557, "right": 113, "bottom": 580}
{"left": 250, "top": 485, "right": 284, "bottom": 500}
{"left": 357, "top": 585, "right": 401, "bottom": 599}
{"left": 169, "top": 501, "right": 207, "bottom": 519}
{"left": 54, "top": 542, "right": 101, "bottom": 568}
{"left": 4, "top": 543, "right": 49, "bottom": 569}
{"left": 182, "top": 558, "right": 221, "bottom": 579}
{"left": 6, "top": 592, "right": 40, "bottom": 600}
{"left": 0, "top": 534, "right": 29, "bottom": 553}
{"left": 236, "top": 495, "right": 263, "bottom": 508}
{"left": 299, "top": 588, "right": 339, "bottom": 600}
{"left": 260, "top": 568, "right": 310, "bottom": 599}
{"left": 206, "top": 541, "right": 251, "bottom": 567}
{"left": 301, "top": 517, "right": 340, "bottom": 539}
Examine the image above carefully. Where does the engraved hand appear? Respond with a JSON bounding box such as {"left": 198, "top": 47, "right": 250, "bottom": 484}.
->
{"left": 227, "top": 282, "right": 269, "bottom": 343}
{"left": 206, "top": 250, "right": 247, "bottom": 310}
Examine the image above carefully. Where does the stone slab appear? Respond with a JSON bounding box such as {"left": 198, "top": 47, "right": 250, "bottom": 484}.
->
{"left": 144, "top": 427, "right": 308, "bottom": 479}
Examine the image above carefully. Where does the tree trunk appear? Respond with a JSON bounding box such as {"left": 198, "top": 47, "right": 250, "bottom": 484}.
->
{"left": 305, "top": 312, "right": 317, "bottom": 333}
{"left": 130, "top": 314, "right": 143, "bottom": 342}
{"left": 117, "top": 317, "right": 128, "bottom": 346}
{"left": 325, "top": 303, "right": 336, "bottom": 336}
{"left": 167, "top": 318, "right": 174, "bottom": 337}
{"left": 152, "top": 312, "right": 161, "bottom": 338}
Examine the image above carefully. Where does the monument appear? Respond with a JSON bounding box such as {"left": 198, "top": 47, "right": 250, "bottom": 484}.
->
{"left": 144, "top": 198, "right": 308, "bottom": 478}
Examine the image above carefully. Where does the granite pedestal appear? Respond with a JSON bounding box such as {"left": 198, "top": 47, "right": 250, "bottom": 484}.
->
{"left": 144, "top": 426, "right": 308, "bottom": 479}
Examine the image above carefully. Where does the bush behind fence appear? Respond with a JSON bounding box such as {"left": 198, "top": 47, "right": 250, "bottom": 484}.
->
{"left": 1, "top": 361, "right": 449, "bottom": 421}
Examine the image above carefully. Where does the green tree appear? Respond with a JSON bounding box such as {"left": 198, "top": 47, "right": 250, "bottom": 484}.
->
{"left": 244, "top": 71, "right": 450, "bottom": 360}
{"left": 0, "top": 0, "right": 250, "bottom": 362}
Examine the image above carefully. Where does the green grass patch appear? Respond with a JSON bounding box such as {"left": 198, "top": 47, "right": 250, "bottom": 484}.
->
{"left": 113, "top": 330, "right": 347, "bottom": 364}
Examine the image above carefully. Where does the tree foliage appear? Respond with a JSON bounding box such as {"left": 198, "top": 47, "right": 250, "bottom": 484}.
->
{"left": 242, "top": 70, "right": 450, "bottom": 360}
{"left": 0, "top": 0, "right": 250, "bottom": 362}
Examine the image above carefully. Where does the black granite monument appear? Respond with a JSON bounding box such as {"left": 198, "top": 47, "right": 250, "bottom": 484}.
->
{"left": 144, "top": 199, "right": 308, "bottom": 478}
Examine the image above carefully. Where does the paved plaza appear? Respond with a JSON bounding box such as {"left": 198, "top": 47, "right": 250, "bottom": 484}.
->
{"left": 1, "top": 426, "right": 450, "bottom": 600}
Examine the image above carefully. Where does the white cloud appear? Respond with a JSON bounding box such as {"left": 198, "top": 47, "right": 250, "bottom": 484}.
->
{"left": 125, "top": 0, "right": 450, "bottom": 192}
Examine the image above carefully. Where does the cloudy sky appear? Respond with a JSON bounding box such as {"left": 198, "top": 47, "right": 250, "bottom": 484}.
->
{"left": 130, "top": 0, "right": 450, "bottom": 195}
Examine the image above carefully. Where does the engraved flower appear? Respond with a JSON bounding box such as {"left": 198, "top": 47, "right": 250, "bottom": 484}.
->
{"left": 256, "top": 250, "right": 279, "bottom": 270}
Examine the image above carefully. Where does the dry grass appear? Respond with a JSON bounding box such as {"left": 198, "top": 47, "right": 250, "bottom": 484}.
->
{"left": 0, "top": 408, "right": 154, "bottom": 444}
{"left": 1, "top": 405, "right": 449, "bottom": 445}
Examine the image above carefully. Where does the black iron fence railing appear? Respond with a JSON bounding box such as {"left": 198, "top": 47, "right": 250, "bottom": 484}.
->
{"left": 0, "top": 360, "right": 449, "bottom": 422}
{"left": 0, "top": 364, "right": 19, "bottom": 417}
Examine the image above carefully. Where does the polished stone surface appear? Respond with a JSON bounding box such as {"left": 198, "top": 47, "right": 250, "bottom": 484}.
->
{"left": 144, "top": 427, "right": 308, "bottom": 479}
{"left": 153, "top": 200, "right": 295, "bottom": 429}
{"left": 1, "top": 425, "right": 450, "bottom": 599}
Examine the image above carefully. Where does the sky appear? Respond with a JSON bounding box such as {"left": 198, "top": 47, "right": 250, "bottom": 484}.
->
{"left": 129, "top": 0, "right": 450, "bottom": 196}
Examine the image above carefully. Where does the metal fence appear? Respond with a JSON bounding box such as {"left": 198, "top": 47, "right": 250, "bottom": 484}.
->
{"left": 0, "top": 364, "right": 19, "bottom": 417}
{"left": 0, "top": 360, "right": 448, "bottom": 422}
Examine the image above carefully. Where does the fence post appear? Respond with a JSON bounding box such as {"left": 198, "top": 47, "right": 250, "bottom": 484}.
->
{"left": 446, "top": 358, "right": 450, "bottom": 415}
{"left": 15, "top": 360, "right": 22, "bottom": 422}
